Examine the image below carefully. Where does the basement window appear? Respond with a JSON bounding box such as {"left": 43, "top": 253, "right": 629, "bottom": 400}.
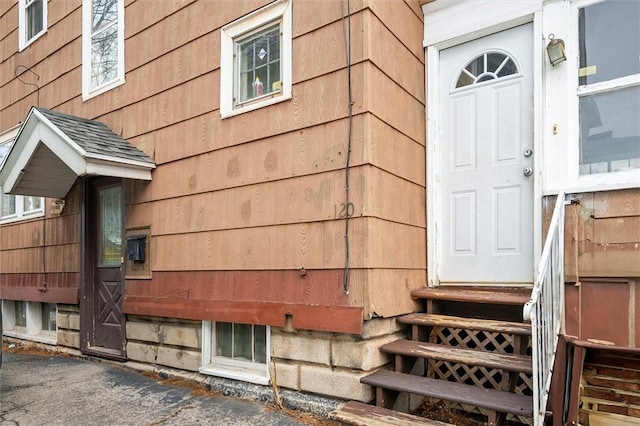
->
{"left": 1, "top": 300, "right": 57, "bottom": 344}
{"left": 200, "top": 321, "right": 270, "bottom": 385}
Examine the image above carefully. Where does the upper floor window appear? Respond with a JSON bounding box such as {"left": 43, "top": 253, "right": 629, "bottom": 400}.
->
{"left": 82, "top": 0, "right": 125, "bottom": 100}
{"left": 577, "top": 0, "right": 640, "bottom": 176}
{"left": 220, "top": 0, "right": 292, "bottom": 118}
{"left": 18, "top": 0, "right": 47, "bottom": 50}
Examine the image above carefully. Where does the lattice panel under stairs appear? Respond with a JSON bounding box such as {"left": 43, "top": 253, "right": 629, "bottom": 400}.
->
{"left": 427, "top": 327, "right": 534, "bottom": 425}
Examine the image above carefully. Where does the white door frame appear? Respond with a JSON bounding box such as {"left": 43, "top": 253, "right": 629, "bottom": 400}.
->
{"left": 423, "top": 1, "right": 545, "bottom": 287}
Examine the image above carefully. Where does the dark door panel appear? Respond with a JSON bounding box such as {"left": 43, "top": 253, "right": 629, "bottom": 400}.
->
{"left": 80, "top": 177, "right": 126, "bottom": 359}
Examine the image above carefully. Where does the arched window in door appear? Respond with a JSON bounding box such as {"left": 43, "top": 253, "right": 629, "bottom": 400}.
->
{"left": 455, "top": 51, "right": 519, "bottom": 88}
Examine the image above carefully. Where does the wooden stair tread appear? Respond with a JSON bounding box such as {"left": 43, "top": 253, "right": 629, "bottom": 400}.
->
{"left": 330, "top": 401, "right": 454, "bottom": 426}
{"left": 400, "top": 313, "right": 532, "bottom": 335}
{"left": 381, "top": 340, "right": 533, "bottom": 374}
{"left": 412, "top": 287, "right": 530, "bottom": 305}
{"left": 361, "top": 370, "right": 533, "bottom": 417}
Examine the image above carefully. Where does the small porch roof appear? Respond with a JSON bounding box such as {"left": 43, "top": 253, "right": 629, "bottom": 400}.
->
{"left": 0, "top": 107, "right": 155, "bottom": 198}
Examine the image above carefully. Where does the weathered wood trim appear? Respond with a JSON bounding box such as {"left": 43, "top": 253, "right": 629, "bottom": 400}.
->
{"left": 0, "top": 272, "right": 79, "bottom": 288}
{"left": 122, "top": 296, "right": 363, "bottom": 334}
{"left": 0, "top": 286, "right": 79, "bottom": 303}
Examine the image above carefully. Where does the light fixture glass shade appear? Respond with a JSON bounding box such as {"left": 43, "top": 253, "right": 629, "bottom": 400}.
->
{"left": 547, "top": 37, "right": 566, "bottom": 66}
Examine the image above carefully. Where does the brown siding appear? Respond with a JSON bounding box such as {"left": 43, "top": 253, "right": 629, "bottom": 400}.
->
{"left": 548, "top": 188, "right": 640, "bottom": 349}
{"left": 1, "top": 0, "right": 427, "bottom": 329}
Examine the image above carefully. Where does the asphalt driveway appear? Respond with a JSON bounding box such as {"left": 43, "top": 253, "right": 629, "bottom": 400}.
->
{"left": 0, "top": 351, "right": 330, "bottom": 426}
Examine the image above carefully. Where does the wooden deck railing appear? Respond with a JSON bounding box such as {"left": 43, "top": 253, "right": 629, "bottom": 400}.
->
{"left": 523, "top": 192, "right": 565, "bottom": 426}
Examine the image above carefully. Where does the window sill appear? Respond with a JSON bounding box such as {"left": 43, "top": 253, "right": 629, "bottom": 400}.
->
{"left": 0, "top": 210, "right": 45, "bottom": 225}
{"left": 19, "top": 29, "right": 47, "bottom": 52}
{"left": 83, "top": 78, "right": 126, "bottom": 102}
{"left": 3, "top": 330, "right": 57, "bottom": 345}
{"left": 221, "top": 93, "right": 292, "bottom": 119}
{"left": 200, "top": 364, "right": 269, "bottom": 385}
{"left": 544, "top": 169, "right": 640, "bottom": 195}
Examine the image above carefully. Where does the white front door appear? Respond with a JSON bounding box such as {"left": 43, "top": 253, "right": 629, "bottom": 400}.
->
{"left": 437, "top": 24, "right": 534, "bottom": 284}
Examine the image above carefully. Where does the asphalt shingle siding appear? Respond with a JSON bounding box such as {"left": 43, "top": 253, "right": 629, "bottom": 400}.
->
{"left": 37, "top": 108, "right": 154, "bottom": 165}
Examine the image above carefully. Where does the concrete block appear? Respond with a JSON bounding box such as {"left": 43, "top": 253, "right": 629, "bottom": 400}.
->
{"left": 332, "top": 332, "right": 403, "bottom": 370}
{"left": 57, "top": 304, "right": 79, "bottom": 313}
{"left": 300, "top": 364, "right": 373, "bottom": 402}
{"left": 68, "top": 314, "right": 80, "bottom": 331}
{"left": 57, "top": 330, "right": 79, "bottom": 349}
{"left": 159, "top": 323, "right": 201, "bottom": 349}
{"left": 126, "top": 341, "right": 158, "bottom": 364}
{"left": 57, "top": 313, "right": 69, "bottom": 329}
{"left": 270, "top": 359, "right": 300, "bottom": 390}
{"left": 271, "top": 332, "right": 330, "bottom": 366}
{"left": 126, "top": 321, "right": 160, "bottom": 343}
{"left": 361, "top": 317, "right": 404, "bottom": 339}
{"left": 156, "top": 346, "right": 200, "bottom": 371}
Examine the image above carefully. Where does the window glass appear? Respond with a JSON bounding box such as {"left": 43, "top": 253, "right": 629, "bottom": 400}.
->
{"left": 85, "top": 0, "right": 122, "bottom": 95}
{"left": 233, "top": 323, "right": 253, "bottom": 361}
{"left": 236, "top": 23, "right": 281, "bottom": 105}
{"left": 25, "top": 0, "right": 44, "bottom": 40}
{"left": 41, "top": 303, "right": 57, "bottom": 331}
{"left": 579, "top": 86, "right": 640, "bottom": 175}
{"left": 23, "top": 196, "right": 42, "bottom": 213}
{"left": 216, "top": 322, "right": 232, "bottom": 357}
{"left": 92, "top": 0, "right": 118, "bottom": 32}
{"left": 91, "top": 15, "right": 119, "bottom": 89}
{"left": 578, "top": 1, "right": 640, "bottom": 85}
{"left": 1, "top": 189, "right": 16, "bottom": 217}
{"left": 455, "top": 52, "right": 519, "bottom": 89}
{"left": 98, "top": 186, "right": 122, "bottom": 266}
{"left": 15, "top": 301, "right": 27, "bottom": 327}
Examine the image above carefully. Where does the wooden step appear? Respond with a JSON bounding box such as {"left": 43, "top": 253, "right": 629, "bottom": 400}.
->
{"left": 361, "top": 370, "right": 533, "bottom": 417}
{"left": 412, "top": 287, "right": 531, "bottom": 306}
{"left": 399, "top": 313, "right": 532, "bottom": 336}
{"left": 381, "top": 340, "right": 533, "bottom": 374}
{"left": 330, "top": 401, "right": 454, "bottom": 426}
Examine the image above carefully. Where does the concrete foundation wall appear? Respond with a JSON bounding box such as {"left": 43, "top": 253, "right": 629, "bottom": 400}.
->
{"left": 125, "top": 316, "right": 202, "bottom": 372}
{"left": 56, "top": 304, "right": 80, "bottom": 349}
{"left": 270, "top": 317, "right": 404, "bottom": 402}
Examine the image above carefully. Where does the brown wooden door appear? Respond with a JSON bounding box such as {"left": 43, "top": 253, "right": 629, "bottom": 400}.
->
{"left": 80, "top": 177, "right": 126, "bottom": 359}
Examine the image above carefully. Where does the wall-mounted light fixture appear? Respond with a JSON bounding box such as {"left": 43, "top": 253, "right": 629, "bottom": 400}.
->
{"left": 546, "top": 34, "right": 566, "bottom": 66}
{"left": 51, "top": 198, "right": 65, "bottom": 215}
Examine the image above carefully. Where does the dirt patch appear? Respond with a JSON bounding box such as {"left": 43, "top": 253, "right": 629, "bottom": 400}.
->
{"left": 414, "top": 400, "right": 529, "bottom": 426}
{"left": 415, "top": 400, "right": 485, "bottom": 426}
{"left": 2, "top": 341, "right": 69, "bottom": 357}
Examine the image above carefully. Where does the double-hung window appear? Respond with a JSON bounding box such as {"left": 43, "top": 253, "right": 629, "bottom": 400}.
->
{"left": 82, "top": 0, "right": 125, "bottom": 99}
{"left": 18, "top": 0, "right": 47, "bottom": 50}
{"left": 577, "top": 0, "right": 640, "bottom": 178}
{"left": 220, "top": 0, "right": 292, "bottom": 117}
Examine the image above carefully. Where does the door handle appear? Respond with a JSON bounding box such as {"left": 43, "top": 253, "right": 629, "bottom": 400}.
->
{"left": 523, "top": 167, "right": 533, "bottom": 177}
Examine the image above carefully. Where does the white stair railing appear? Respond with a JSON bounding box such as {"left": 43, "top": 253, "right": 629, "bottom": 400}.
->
{"left": 523, "top": 192, "right": 565, "bottom": 426}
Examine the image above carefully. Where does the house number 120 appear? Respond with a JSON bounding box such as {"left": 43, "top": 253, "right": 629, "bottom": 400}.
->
{"left": 334, "top": 202, "right": 355, "bottom": 219}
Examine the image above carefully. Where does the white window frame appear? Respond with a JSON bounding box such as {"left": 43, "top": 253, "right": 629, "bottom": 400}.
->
{"left": 1, "top": 300, "right": 57, "bottom": 345}
{"left": 543, "top": 0, "right": 640, "bottom": 194}
{"left": 18, "top": 0, "right": 47, "bottom": 51}
{"left": 200, "top": 321, "right": 271, "bottom": 385}
{"left": 82, "top": 0, "right": 126, "bottom": 100}
{"left": 220, "top": 0, "right": 292, "bottom": 118}
{"left": 0, "top": 190, "right": 44, "bottom": 224}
